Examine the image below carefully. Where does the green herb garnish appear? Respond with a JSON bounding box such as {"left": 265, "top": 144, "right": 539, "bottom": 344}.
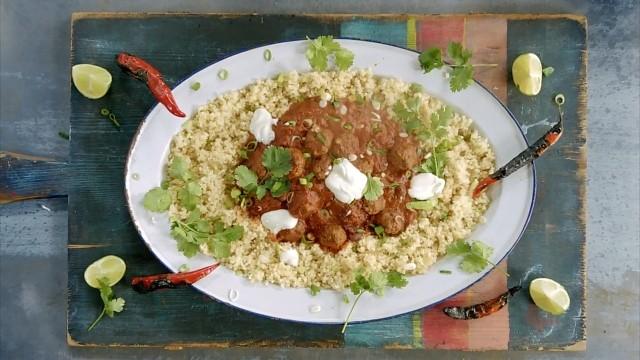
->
{"left": 446, "top": 239, "right": 507, "bottom": 275}
{"left": 439, "top": 270, "right": 452, "bottom": 274}
{"left": 143, "top": 187, "right": 171, "bottom": 212}
{"left": 234, "top": 165, "right": 258, "bottom": 192}
{"left": 305, "top": 35, "right": 354, "bottom": 71}
{"left": 58, "top": 131, "right": 70, "bottom": 140}
{"left": 263, "top": 49, "right": 272, "bottom": 61}
{"left": 169, "top": 156, "right": 193, "bottom": 181}
{"left": 88, "top": 277, "right": 125, "bottom": 331}
{"left": 363, "top": 175, "right": 384, "bottom": 201}
{"left": 342, "top": 271, "right": 408, "bottom": 333}
{"left": 310, "top": 285, "right": 321, "bottom": 296}
{"left": 418, "top": 42, "right": 495, "bottom": 92}
{"left": 262, "top": 146, "right": 292, "bottom": 178}
{"left": 171, "top": 209, "right": 244, "bottom": 258}
{"left": 178, "top": 181, "right": 202, "bottom": 211}
{"left": 190, "top": 82, "right": 201, "bottom": 91}
{"left": 406, "top": 200, "right": 436, "bottom": 210}
{"left": 217, "top": 69, "right": 229, "bottom": 80}
{"left": 542, "top": 66, "right": 554, "bottom": 77}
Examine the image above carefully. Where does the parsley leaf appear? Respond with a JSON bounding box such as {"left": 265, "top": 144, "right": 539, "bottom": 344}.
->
{"left": 262, "top": 146, "right": 292, "bottom": 178}
{"left": 305, "top": 35, "right": 354, "bottom": 71}
{"left": 363, "top": 175, "right": 384, "bottom": 201}
{"left": 342, "top": 271, "right": 408, "bottom": 333}
{"left": 234, "top": 165, "right": 258, "bottom": 191}
{"left": 143, "top": 187, "right": 171, "bottom": 212}
{"left": 169, "top": 156, "right": 192, "bottom": 181}
{"left": 310, "top": 284, "right": 321, "bottom": 296}
{"left": 446, "top": 239, "right": 504, "bottom": 275}
{"left": 88, "top": 278, "right": 125, "bottom": 331}
{"left": 418, "top": 48, "right": 444, "bottom": 72}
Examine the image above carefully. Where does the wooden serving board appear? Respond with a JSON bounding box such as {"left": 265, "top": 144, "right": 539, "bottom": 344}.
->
{"left": 2, "top": 12, "right": 587, "bottom": 351}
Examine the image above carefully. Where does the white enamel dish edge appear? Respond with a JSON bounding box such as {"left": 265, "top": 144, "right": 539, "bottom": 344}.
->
{"left": 125, "top": 39, "right": 535, "bottom": 324}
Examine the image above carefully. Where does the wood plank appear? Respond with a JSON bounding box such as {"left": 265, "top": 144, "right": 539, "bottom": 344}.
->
{"left": 0, "top": 151, "right": 67, "bottom": 203}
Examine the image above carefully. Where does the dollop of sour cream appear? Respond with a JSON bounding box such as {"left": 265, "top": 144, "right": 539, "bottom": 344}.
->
{"left": 249, "top": 108, "right": 278, "bottom": 144}
{"left": 408, "top": 173, "right": 446, "bottom": 200}
{"left": 324, "top": 159, "right": 368, "bottom": 203}
{"left": 279, "top": 247, "right": 299, "bottom": 267}
{"left": 260, "top": 209, "right": 298, "bottom": 234}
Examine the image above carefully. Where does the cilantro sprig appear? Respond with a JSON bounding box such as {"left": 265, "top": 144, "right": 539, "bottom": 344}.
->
{"left": 418, "top": 42, "right": 496, "bottom": 92}
{"left": 88, "top": 278, "right": 125, "bottom": 331}
{"left": 446, "top": 239, "right": 508, "bottom": 276}
{"left": 305, "top": 36, "right": 354, "bottom": 71}
{"left": 233, "top": 146, "right": 292, "bottom": 201}
{"left": 363, "top": 175, "right": 384, "bottom": 201}
{"left": 416, "top": 108, "right": 455, "bottom": 178}
{"left": 342, "top": 271, "right": 408, "bottom": 333}
{"left": 171, "top": 209, "right": 244, "bottom": 258}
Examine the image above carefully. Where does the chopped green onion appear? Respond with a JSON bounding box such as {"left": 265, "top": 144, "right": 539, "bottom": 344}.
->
{"left": 439, "top": 270, "right": 452, "bottom": 274}
{"left": 309, "top": 284, "right": 321, "bottom": 296}
{"left": 245, "top": 141, "right": 258, "bottom": 151}
{"left": 58, "top": 131, "right": 69, "bottom": 140}
{"left": 284, "top": 120, "right": 297, "bottom": 127}
{"left": 409, "top": 83, "right": 423, "bottom": 94}
{"left": 388, "top": 182, "right": 400, "bottom": 189}
{"left": 327, "top": 114, "right": 341, "bottom": 122}
{"left": 342, "top": 294, "right": 350, "bottom": 304}
{"left": 542, "top": 66, "right": 555, "bottom": 77}
{"left": 178, "top": 264, "right": 190, "bottom": 272}
{"left": 314, "top": 131, "right": 327, "bottom": 145}
{"left": 108, "top": 113, "right": 121, "bottom": 129}
{"left": 100, "top": 108, "right": 109, "bottom": 116}
{"left": 190, "top": 82, "right": 201, "bottom": 91}
{"left": 303, "top": 152, "right": 311, "bottom": 159}
{"left": 263, "top": 49, "right": 272, "bottom": 61}
{"left": 332, "top": 158, "right": 342, "bottom": 166}
{"left": 554, "top": 93, "right": 565, "bottom": 106}
{"left": 238, "top": 149, "right": 248, "bottom": 159}
{"left": 218, "top": 69, "right": 229, "bottom": 80}
{"left": 230, "top": 188, "right": 241, "bottom": 199}
{"left": 299, "top": 178, "right": 308, "bottom": 185}
{"left": 406, "top": 200, "right": 435, "bottom": 210}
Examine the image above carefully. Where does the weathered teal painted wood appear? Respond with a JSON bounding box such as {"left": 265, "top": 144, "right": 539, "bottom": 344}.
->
{"left": 67, "top": 14, "right": 344, "bottom": 347}
{"left": 0, "top": 152, "right": 67, "bottom": 203}
{"left": 340, "top": 19, "right": 408, "bottom": 48}
{"left": 506, "top": 19, "right": 587, "bottom": 350}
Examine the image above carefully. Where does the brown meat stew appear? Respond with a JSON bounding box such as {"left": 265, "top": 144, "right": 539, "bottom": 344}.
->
{"left": 240, "top": 97, "right": 423, "bottom": 252}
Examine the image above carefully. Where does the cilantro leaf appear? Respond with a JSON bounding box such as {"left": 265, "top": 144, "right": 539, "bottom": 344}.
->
{"left": 449, "top": 64, "right": 474, "bottom": 92}
{"left": 393, "top": 96, "right": 422, "bottom": 133}
{"left": 169, "top": 156, "right": 192, "bottom": 181}
{"left": 215, "top": 225, "right": 244, "bottom": 243}
{"left": 446, "top": 239, "right": 500, "bottom": 274}
{"left": 418, "top": 47, "right": 444, "bottom": 73}
{"left": 334, "top": 48, "right": 355, "bottom": 70}
{"left": 262, "top": 146, "right": 292, "bottom": 178}
{"left": 178, "top": 187, "right": 199, "bottom": 211}
{"left": 176, "top": 235, "right": 200, "bottom": 258}
{"left": 234, "top": 165, "right": 258, "bottom": 191}
{"left": 419, "top": 152, "right": 447, "bottom": 178}
{"left": 305, "top": 36, "right": 354, "bottom": 71}
{"left": 447, "top": 42, "right": 472, "bottom": 66}
{"left": 88, "top": 278, "right": 125, "bottom": 331}
{"left": 143, "top": 187, "right": 171, "bottom": 212}
{"left": 363, "top": 175, "right": 384, "bottom": 201}
{"left": 387, "top": 271, "right": 409, "bottom": 288}
{"left": 310, "top": 284, "right": 321, "bottom": 296}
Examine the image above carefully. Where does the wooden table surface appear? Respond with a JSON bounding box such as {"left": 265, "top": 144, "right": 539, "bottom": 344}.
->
{"left": 1, "top": 1, "right": 638, "bottom": 359}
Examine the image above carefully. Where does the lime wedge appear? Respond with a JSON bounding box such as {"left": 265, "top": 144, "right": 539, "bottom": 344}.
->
{"left": 529, "top": 278, "right": 570, "bottom": 315}
{"left": 71, "top": 64, "right": 112, "bottom": 99}
{"left": 512, "top": 53, "right": 542, "bottom": 96}
{"left": 84, "top": 255, "right": 126, "bottom": 288}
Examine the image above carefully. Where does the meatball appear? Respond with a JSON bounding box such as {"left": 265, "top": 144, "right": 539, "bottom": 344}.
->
{"left": 307, "top": 209, "right": 335, "bottom": 229}
{"left": 276, "top": 221, "right": 306, "bottom": 243}
{"left": 246, "top": 144, "right": 267, "bottom": 178}
{"left": 375, "top": 208, "right": 407, "bottom": 235}
{"left": 288, "top": 148, "right": 306, "bottom": 180}
{"left": 371, "top": 118, "right": 398, "bottom": 148}
{"left": 288, "top": 188, "right": 323, "bottom": 219}
{"left": 247, "top": 195, "right": 282, "bottom": 217}
{"left": 311, "top": 155, "right": 332, "bottom": 180}
{"left": 331, "top": 133, "right": 360, "bottom": 157}
{"left": 388, "top": 136, "right": 420, "bottom": 172}
{"left": 273, "top": 119, "right": 306, "bottom": 148}
{"left": 341, "top": 202, "right": 368, "bottom": 229}
{"left": 304, "top": 128, "right": 334, "bottom": 156}
{"left": 317, "top": 224, "right": 348, "bottom": 252}
{"left": 363, "top": 196, "right": 386, "bottom": 215}
{"left": 353, "top": 156, "right": 374, "bottom": 174}
{"left": 371, "top": 153, "right": 388, "bottom": 173}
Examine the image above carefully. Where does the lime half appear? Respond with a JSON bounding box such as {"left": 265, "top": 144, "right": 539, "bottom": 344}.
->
{"left": 512, "top": 53, "right": 542, "bottom": 96}
{"left": 84, "top": 255, "right": 126, "bottom": 288}
{"left": 529, "top": 278, "right": 570, "bottom": 315}
{"left": 71, "top": 64, "right": 112, "bottom": 99}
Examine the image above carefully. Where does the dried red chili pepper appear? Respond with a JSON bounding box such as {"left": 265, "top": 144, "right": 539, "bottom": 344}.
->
{"left": 472, "top": 106, "right": 564, "bottom": 198}
{"left": 116, "top": 52, "right": 186, "bottom": 118}
{"left": 443, "top": 286, "right": 521, "bottom": 319}
{"left": 131, "top": 263, "right": 220, "bottom": 293}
